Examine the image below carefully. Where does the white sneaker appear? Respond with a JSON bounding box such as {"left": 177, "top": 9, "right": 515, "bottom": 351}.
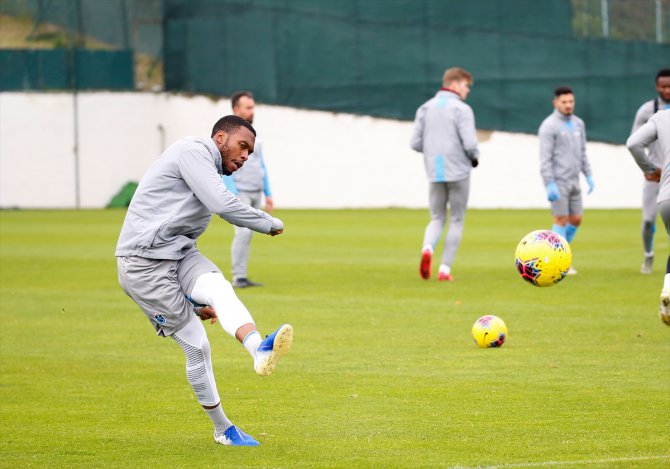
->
{"left": 660, "top": 290, "right": 670, "bottom": 326}
{"left": 640, "top": 256, "right": 653, "bottom": 274}
{"left": 254, "top": 324, "right": 293, "bottom": 376}
{"left": 567, "top": 266, "right": 578, "bottom": 275}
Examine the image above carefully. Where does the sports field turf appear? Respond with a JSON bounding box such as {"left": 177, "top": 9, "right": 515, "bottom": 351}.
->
{"left": 1, "top": 208, "right": 668, "bottom": 468}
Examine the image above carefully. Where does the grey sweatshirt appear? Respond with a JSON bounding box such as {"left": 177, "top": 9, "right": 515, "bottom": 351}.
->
{"left": 539, "top": 110, "right": 592, "bottom": 185}
{"left": 410, "top": 90, "right": 479, "bottom": 182}
{"left": 627, "top": 110, "right": 670, "bottom": 203}
{"left": 631, "top": 97, "right": 670, "bottom": 167}
{"left": 115, "top": 136, "right": 283, "bottom": 260}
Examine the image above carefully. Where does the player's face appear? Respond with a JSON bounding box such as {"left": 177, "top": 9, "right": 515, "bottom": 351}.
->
{"left": 656, "top": 76, "right": 670, "bottom": 102}
{"left": 214, "top": 127, "right": 255, "bottom": 175}
{"left": 553, "top": 93, "right": 575, "bottom": 115}
{"left": 234, "top": 96, "right": 255, "bottom": 124}
{"left": 451, "top": 80, "right": 471, "bottom": 100}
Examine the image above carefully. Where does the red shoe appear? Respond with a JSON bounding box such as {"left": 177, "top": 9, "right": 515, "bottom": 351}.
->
{"left": 438, "top": 272, "right": 453, "bottom": 282}
{"left": 419, "top": 250, "right": 432, "bottom": 280}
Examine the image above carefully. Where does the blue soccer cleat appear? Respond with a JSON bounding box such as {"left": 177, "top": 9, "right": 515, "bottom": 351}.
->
{"left": 214, "top": 425, "right": 260, "bottom": 446}
{"left": 254, "top": 324, "right": 293, "bottom": 376}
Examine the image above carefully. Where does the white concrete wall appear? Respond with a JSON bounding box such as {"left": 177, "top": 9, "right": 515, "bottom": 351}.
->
{"left": 0, "top": 91, "right": 644, "bottom": 209}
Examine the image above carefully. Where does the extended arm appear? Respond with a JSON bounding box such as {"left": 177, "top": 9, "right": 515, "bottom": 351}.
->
{"left": 178, "top": 150, "right": 282, "bottom": 234}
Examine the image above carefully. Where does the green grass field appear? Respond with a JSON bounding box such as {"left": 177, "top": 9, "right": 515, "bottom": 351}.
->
{"left": 1, "top": 209, "right": 669, "bottom": 468}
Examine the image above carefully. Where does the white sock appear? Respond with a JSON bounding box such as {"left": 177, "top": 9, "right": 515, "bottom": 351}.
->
{"left": 422, "top": 244, "right": 433, "bottom": 254}
{"left": 645, "top": 251, "right": 654, "bottom": 258}
{"left": 439, "top": 264, "right": 451, "bottom": 275}
{"left": 204, "top": 404, "right": 232, "bottom": 434}
{"left": 663, "top": 273, "right": 670, "bottom": 292}
{"left": 243, "top": 331, "right": 262, "bottom": 360}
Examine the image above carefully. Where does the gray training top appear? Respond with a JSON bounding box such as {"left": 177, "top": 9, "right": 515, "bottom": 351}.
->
{"left": 539, "top": 109, "right": 592, "bottom": 185}
{"left": 631, "top": 97, "right": 670, "bottom": 167}
{"left": 115, "top": 136, "right": 283, "bottom": 260}
{"left": 410, "top": 89, "right": 479, "bottom": 182}
{"left": 627, "top": 110, "right": 670, "bottom": 203}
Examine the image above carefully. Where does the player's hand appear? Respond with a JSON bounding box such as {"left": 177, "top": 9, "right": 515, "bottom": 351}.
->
{"left": 546, "top": 181, "right": 560, "bottom": 202}
{"left": 586, "top": 175, "right": 595, "bottom": 194}
{"left": 471, "top": 159, "right": 479, "bottom": 168}
{"left": 644, "top": 168, "right": 661, "bottom": 182}
{"left": 270, "top": 228, "right": 283, "bottom": 236}
{"left": 197, "top": 305, "right": 218, "bottom": 324}
{"left": 264, "top": 196, "right": 274, "bottom": 213}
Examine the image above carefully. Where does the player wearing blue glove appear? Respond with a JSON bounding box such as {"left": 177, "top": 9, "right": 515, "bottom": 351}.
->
{"left": 538, "top": 86, "right": 594, "bottom": 274}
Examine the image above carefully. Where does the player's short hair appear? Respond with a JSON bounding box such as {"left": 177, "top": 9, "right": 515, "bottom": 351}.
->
{"left": 231, "top": 90, "right": 254, "bottom": 109}
{"left": 442, "top": 67, "right": 473, "bottom": 87}
{"left": 554, "top": 86, "right": 573, "bottom": 97}
{"left": 656, "top": 69, "right": 670, "bottom": 82}
{"left": 210, "top": 115, "right": 256, "bottom": 138}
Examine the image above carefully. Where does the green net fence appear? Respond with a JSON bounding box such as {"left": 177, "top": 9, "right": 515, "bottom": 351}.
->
{"left": 163, "top": 0, "right": 669, "bottom": 143}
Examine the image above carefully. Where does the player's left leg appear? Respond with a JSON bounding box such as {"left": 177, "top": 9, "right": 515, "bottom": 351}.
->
{"left": 565, "top": 182, "right": 583, "bottom": 243}
{"left": 172, "top": 315, "right": 259, "bottom": 446}
{"left": 657, "top": 199, "right": 670, "bottom": 326}
{"left": 439, "top": 177, "right": 470, "bottom": 281}
{"left": 641, "top": 180, "right": 659, "bottom": 274}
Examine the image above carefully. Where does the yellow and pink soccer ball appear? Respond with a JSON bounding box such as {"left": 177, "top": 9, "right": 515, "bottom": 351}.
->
{"left": 472, "top": 315, "right": 508, "bottom": 348}
{"left": 515, "top": 230, "right": 572, "bottom": 287}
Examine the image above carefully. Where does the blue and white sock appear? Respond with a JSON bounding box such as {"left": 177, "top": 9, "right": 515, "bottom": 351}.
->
{"left": 552, "top": 224, "right": 567, "bottom": 239}
{"left": 565, "top": 223, "right": 578, "bottom": 243}
{"left": 243, "top": 331, "right": 262, "bottom": 359}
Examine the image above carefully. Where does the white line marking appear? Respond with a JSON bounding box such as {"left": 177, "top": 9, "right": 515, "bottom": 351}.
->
{"left": 456, "top": 454, "right": 670, "bottom": 468}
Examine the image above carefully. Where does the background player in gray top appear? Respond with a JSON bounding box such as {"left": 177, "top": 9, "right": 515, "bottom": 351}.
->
{"left": 116, "top": 115, "right": 293, "bottom": 446}
{"left": 223, "top": 91, "right": 273, "bottom": 288}
{"left": 629, "top": 68, "right": 670, "bottom": 274}
{"left": 410, "top": 67, "right": 479, "bottom": 282}
{"left": 627, "top": 109, "right": 670, "bottom": 326}
{"left": 539, "top": 86, "right": 594, "bottom": 274}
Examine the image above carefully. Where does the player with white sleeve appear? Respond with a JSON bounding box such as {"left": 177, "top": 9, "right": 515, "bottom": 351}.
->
{"left": 627, "top": 110, "right": 670, "bottom": 326}
{"left": 116, "top": 115, "right": 293, "bottom": 446}
{"left": 629, "top": 68, "right": 670, "bottom": 274}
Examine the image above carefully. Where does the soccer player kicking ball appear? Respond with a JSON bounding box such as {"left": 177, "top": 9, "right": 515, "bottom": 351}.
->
{"left": 116, "top": 115, "right": 293, "bottom": 445}
{"left": 627, "top": 109, "right": 670, "bottom": 326}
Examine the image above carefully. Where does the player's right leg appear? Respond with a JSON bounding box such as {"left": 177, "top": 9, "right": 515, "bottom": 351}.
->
{"left": 421, "top": 182, "right": 448, "bottom": 279}
{"left": 231, "top": 191, "right": 263, "bottom": 288}
{"left": 179, "top": 249, "right": 293, "bottom": 374}
{"left": 640, "top": 180, "right": 659, "bottom": 274}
